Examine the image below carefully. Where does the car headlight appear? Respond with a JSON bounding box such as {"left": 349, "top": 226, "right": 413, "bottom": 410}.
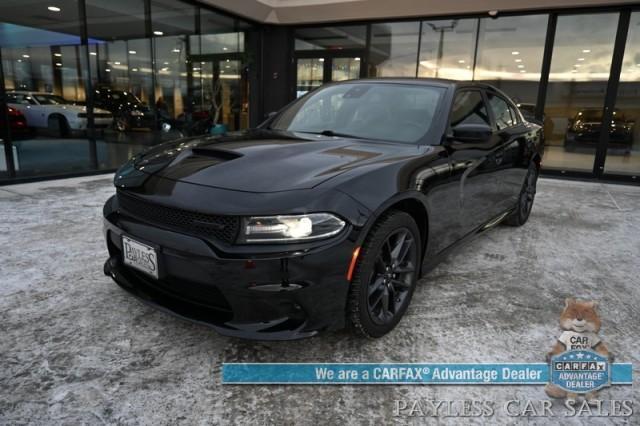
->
{"left": 130, "top": 110, "right": 144, "bottom": 117}
{"left": 239, "top": 213, "right": 346, "bottom": 244}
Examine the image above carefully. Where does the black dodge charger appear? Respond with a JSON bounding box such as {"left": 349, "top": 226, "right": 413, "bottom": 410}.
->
{"left": 103, "top": 79, "right": 542, "bottom": 340}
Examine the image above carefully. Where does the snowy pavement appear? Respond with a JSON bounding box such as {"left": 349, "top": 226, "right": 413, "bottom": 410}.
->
{"left": 0, "top": 175, "right": 639, "bottom": 424}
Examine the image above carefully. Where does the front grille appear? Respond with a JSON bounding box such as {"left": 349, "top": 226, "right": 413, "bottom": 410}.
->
{"left": 117, "top": 191, "right": 240, "bottom": 243}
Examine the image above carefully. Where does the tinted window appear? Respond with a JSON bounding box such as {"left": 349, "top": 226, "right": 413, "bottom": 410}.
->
{"left": 488, "top": 93, "right": 515, "bottom": 130}
{"left": 450, "top": 91, "right": 491, "bottom": 127}
{"left": 272, "top": 83, "right": 444, "bottom": 144}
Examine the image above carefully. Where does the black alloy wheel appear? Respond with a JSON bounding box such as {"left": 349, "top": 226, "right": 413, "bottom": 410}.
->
{"left": 348, "top": 211, "right": 421, "bottom": 338}
{"left": 114, "top": 115, "right": 128, "bottom": 132}
{"left": 505, "top": 162, "right": 538, "bottom": 226}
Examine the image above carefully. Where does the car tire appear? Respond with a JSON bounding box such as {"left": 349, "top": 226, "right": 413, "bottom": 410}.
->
{"left": 114, "top": 115, "right": 128, "bottom": 132}
{"left": 348, "top": 211, "right": 421, "bottom": 338}
{"left": 48, "top": 115, "right": 69, "bottom": 138}
{"left": 504, "top": 162, "right": 539, "bottom": 227}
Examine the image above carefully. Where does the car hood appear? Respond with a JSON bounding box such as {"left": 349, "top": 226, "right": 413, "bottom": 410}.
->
{"left": 127, "top": 130, "right": 418, "bottom": 193}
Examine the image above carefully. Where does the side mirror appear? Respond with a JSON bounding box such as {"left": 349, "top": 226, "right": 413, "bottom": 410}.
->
{"left": 449, "top": 123, "right": 493, "bottom": 143}
{"left": 267, "top": 111, "right": 278, "bottom": 119}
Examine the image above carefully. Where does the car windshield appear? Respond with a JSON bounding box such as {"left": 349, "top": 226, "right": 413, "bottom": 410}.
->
{"left": 271, "top": 83, "right": 445, "bottom": 144}
{"left": 108, "top": 91, "right": 142, "bottom": 104}
{"left": 33, "top": 94, "right": 69, "bottom": 105}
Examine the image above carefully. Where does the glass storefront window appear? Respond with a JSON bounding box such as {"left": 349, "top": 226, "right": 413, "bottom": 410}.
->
{"left": 295, "top": 26, "right": 366, "bottom": 51}
{"left": 296, "top": 58, "right": 324, "bottom": 97}
{"left": 542, "top": 13, "right": 619, "bottom": 173}
{"left": 474, "top": 15, "right": 548, "bottom": 108}
{"left": 151, "top": 0, "right": 196, "bottom": 128}
{"left": 86, "top": 0, "right": 155, "bottom": 170}
{"left": 418, "top": 19, "right": 477, "bottom": 80}
{"left": 0, "top": 0, "right": 94, "bottom": 178}
{"left": 369, "top": 22, "right": 420, "bottom": 77}
{"left": 331, "top": 57, "right": 360, "bottom": 81}
{"left": 604, "top": 11, "right": 640, "bottom": 177}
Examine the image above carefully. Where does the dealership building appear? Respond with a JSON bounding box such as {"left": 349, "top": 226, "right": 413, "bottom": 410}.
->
{"left": 0, "top": 0, "right": 639, "bottom": 184}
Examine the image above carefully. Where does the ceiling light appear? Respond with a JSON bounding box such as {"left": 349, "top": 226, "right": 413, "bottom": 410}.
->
{"left": 153, "top": 31, "right": 163, "bottom": 36}
{"left": 105, "top": 68, "right": 111, "bottom": 72}
{"left": 193, "top": 67, "right": 200, "bottom": 71}
{"left": 458, "top": 60, "right": 465, "bottom": 64}
{"left": 47, "top": 6, "right": 61, "bottom": 12}
{"left": 55, "top": 63, "right": 62, "bottom": 66}
{"left": 53, "top": 53, "right": 62, "bottom": 57}
{"left": 89, "top": 52, "right": 97, "bottom": 56}
{"left": 354, "top": 57, "right": 360, "bottom": 61}
{"left": 201, "top": 61, "right": 206, "bottom": 64}
{"left": 577, "top": 58, "right": 585, "bottom": 61}
{"left": 520, "top": 70, "right": 526, "bottom": 73}
{"left": 17, "top": 59, "right": 22, "bottom": 63}
{"left": 172, "top": 48, "right": 180, "bottom": 53}
{"left": 225, "top": 65, "right": 230, "bottom": 69}
{"left": 131, "top": 68, "right": 138, "bottom": 72}
{"left": 582, "top": 49, "right": 591, "bottom": 53}
{"left": 222, "top": 47, "right": 228, "bottom": 51}
{"left": 517, "top": 65, "right": 524, "bottom": 68}
{"left": 318, "top": 58, "right": 325, "bottom": 62}
{"left": 163, "top": 61, "right": 169, "bottom": 65}
{"left": 22, "top": 54, "right": 30, "bottom": 58}
{"left": 514, "top": 58, "right": 522, "bottom": 63}
{"left": 128, "top": 50, "right": 136, "bottom": 55}
{"left": 511, "top": 51, "right": 519, "bottom": 55}
{"left": 574, "top": 64, "right": 581, "bottom": 68}
{"left": 114, "top": 61, "right": 121, "bottom": 65}
{"left": 571, "top": 69, "right": 577, "bottom": 73}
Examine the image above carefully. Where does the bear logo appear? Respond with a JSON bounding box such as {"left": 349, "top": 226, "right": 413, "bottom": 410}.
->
{"left": 544, "top": 298, "right": 613, "bottom": 404}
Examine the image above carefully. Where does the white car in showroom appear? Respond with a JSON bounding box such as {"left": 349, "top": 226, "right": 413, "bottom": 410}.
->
{"left": 7, "top": 91, "right": 113, "bottom": 137}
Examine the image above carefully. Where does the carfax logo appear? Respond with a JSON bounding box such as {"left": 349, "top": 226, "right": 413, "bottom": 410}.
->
{"left": 545, "top": 298, "right": 614, "bottom": 403}
{"left": 550, "top": 350, "right": 610, "bottom": 393}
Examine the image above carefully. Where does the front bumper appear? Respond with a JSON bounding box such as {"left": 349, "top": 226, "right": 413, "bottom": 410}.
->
{"left": 103, "top": 197, "right": 357, "bottom": 340}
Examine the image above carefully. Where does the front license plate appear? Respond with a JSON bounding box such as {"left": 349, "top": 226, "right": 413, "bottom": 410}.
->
{"left": 122, "top": 235, "right": 159, "bottom": 279}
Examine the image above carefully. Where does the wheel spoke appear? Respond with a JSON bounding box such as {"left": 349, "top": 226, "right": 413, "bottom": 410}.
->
{"left": 368, "top": 276, "right": 385, "bottom": 297}
{"left": 394, "top": 263, "right": 415, "bottom": 274}
{"left": 380, "top": 288, "right": 390, "bottom": 318}
{"left": 391, "top": 279, "right": 411, "bottom": 289}
{"left": 397, "top": 237, "right": 413, "bottom": 264}
{"left": 389, "top": 231, "right": 407, "bottom": 263}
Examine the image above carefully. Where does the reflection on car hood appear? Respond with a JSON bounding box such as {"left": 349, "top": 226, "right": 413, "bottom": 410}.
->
{"left": 130, "top": 130, "right": 417, "bottom": 193}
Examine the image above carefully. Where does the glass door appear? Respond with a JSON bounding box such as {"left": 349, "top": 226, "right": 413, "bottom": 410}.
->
{"left": 296, "top": 58, "right": 325, "bottom": 98}
{"left": 190, "top": 57, "right": 248, "bottom": 132}
{"left": 295, "top": 56, "right": 361, "bottom": 97}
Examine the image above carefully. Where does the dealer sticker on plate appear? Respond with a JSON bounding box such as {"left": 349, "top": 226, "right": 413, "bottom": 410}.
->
{"left": 122, "top": 236, "right": 158, "bottom": 279}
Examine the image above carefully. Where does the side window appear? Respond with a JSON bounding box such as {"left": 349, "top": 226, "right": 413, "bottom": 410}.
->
{"left": 487, "top": 93, "right": 515, "bottom": 130}
{"left": 450, "top": 91, "right": 491, "bottom": 127}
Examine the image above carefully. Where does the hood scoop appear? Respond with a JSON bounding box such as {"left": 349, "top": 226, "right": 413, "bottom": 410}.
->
{"left": 190, "top": 147, "right": 242, "bottom": 162}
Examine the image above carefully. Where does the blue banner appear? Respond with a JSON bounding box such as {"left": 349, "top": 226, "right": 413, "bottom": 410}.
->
{"left": 222, "top": 362, "right": 633, "bottom": 385}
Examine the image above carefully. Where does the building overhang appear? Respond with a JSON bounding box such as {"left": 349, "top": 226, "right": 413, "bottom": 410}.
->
{"left": 202, "top": 0, "right": 638, "bottom": 25}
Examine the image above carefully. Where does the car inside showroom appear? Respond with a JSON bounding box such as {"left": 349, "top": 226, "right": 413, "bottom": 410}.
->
{"left": 0, "top": 0, "right": 638, "bottom": 424}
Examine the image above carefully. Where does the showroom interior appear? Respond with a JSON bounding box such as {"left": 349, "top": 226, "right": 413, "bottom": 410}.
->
{"left": 1, "top": 1, "right": 639, "bottom": 184}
